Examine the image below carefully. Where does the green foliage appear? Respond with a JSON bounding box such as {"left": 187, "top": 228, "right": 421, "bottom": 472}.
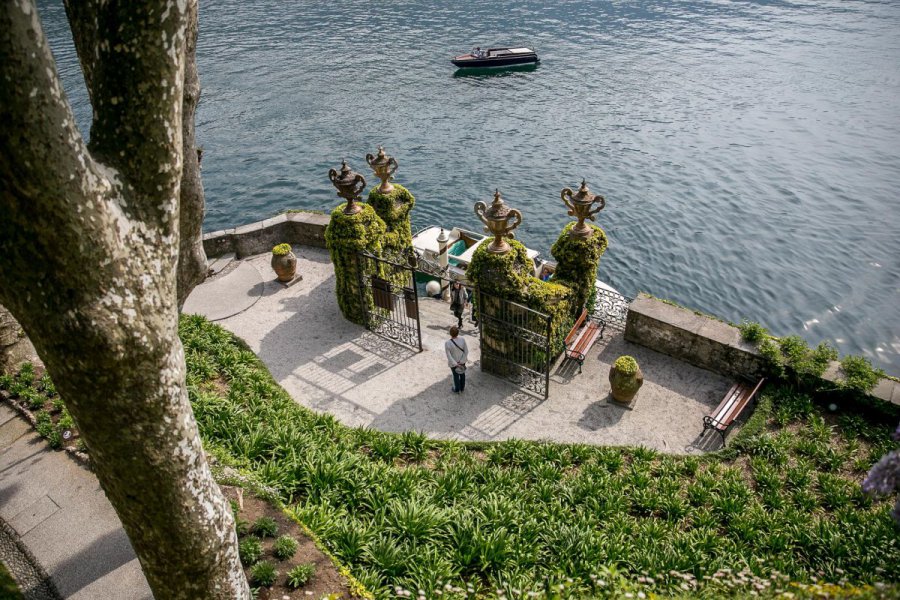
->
{"left": 16, "top": 362, "right": 35, "bottom": 385}
{"left": 324, "top": 204, "right": 387, "bottom": 326}
{"left": 286, "top": 563, "right": 316, "bottom": 589}
{"left": 273, "top": 534, "right": 299, "bottom": 560}
{"left": 838, "top": 355, "right": 885, "bottom": 393}
{"left": 0, "top": 373, "right": 14, "bottom": 390}
{"left": 739, "top": 320, "right": 769, "bottom": 343}
{"left": 249, "top": 560, "right": 278, "bottom": 587}
{"left": 466, "top": 238, "right": 532, "bottom": 297}
{"left": 467, "top": 240, "right": 574, "bottom": 358}
{"left": 550, "top": 222, "right": 608, "bottom": 315}
{"left": 179, "top": 314, "right": 900, "bottom": 600}
{"left": 271, "top": 243, "right": 292, "bottom": 256}
{"left": 367, "top": 184, "right": 415, "bottom": 256}
{"left": 613, "top": 356, "right": 639, "bottom": 376}
{"left": 239, "top": 536, "right": 263, "bottom": 566}
{"left": 252, "top": 516, "right": 278, "bottom": 538}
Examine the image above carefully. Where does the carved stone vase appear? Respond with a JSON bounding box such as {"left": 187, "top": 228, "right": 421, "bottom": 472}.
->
{"left": 609, "top": 357, "right": 643, "bottom": 405}
{"left": 271, "top": 251, "right": 297, "bottom": 282}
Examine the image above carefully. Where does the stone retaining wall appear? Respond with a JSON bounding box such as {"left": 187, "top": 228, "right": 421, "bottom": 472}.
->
{"left": 625, "top": 293, "right": 899, "bottom": 406}
{"left": 625, "top": 293, "right": 766, "bottom": 380}
{"left": 203, "top": 212, "right": 329, "bottom": 258}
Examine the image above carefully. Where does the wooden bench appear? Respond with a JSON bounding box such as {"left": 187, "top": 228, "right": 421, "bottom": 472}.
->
{"left": 563, "top": 309, "right": 603, "bottom": 373}
{"left": 703, "top": 377, "right": 766, "bottom": 446}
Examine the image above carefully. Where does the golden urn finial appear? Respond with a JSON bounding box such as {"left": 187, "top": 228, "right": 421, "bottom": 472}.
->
{"left": 328, "top": 160, "right": 367, "bottom": 215}
{"left": 474, "top": 189, "right": 523, "bottom": 254}
{"left": 365, "top": 146, "right": 399, "bottom": 194}
{"left": 561, "top": 179, "right": 606, "bottom": 239}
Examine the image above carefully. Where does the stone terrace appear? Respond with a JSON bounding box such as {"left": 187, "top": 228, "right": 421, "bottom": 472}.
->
{"left": 184, "top": 247, "right": 735, "bottom": 454}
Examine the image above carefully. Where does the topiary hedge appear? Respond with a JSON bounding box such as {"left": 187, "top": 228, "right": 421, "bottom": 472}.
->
{"left": 367, "top": 184, "right": 415, "bottom": 256}
{"left": 466, "top": 238, "right": 532, "bottom": 297}
{"left": 468, "top": 239, "right": 573, "bottom": 360}
{"left": 324, "top": 204, "right": 386, "bottom": 326}
{"left": 550, "top": 222, "right": 608, "bottom": 316}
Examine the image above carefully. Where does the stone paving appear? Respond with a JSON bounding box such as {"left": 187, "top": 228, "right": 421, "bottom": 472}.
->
{"left": 186, "top": 247, "right": 734, "bottom": 454}
{"left": 0, "top": 404, "right": 152, "bottom": 599}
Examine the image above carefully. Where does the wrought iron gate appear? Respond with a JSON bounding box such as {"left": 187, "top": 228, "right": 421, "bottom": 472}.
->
{"left": 476, "top": 289, "right": 553, "bottom": 399}
{"left": 591, "top": 286, "right": 631, "bottom": 334}
{"left": 356, "top": 250, "right": 422, "bottom": 351}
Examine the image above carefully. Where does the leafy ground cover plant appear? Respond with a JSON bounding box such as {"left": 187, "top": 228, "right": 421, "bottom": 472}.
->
{"left": 179, "top": 314, "right": 899, "bottom": 599}
{"left": 274, "top": 535, "right": 299, "bottom": 560}
{"left": 250, "top": 560, "right": 277, "bottom": 587}
{"left": 287, "top": 563, "right": 316, "bottom": 589}
{"left": 0, "top": 363, "right": 83, "bottom": 452}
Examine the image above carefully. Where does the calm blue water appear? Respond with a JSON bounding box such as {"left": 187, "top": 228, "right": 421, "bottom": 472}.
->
{"left": 38, "top": 0, "right": 900, "bottom": 374}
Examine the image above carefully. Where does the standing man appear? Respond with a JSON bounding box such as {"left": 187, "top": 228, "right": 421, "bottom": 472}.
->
{"left": 445, "top": 325, "right": 468, "bottom": 394}
{"left": 450, "top": 281, "right": 468, "bottom": 328}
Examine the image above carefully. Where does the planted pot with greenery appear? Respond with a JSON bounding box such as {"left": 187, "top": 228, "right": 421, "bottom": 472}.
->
{"left": 609, "top": 355, "right": 643, "bottom": 404}
{"left": 271, "top": 243, "right": 297, "bottom": 282}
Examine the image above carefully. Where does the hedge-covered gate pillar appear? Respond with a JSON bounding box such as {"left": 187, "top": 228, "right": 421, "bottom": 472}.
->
{"left": 325, "top": 161, "right": 387, "bottom": 326}
{"left": 551, "top": 180, "right": 609, "bottom": 316}
{"left": 365, "top": 146, "right": 415, "bottom": 258}
{"left": 467, "top": 191, "right": 573, "bottom": 397}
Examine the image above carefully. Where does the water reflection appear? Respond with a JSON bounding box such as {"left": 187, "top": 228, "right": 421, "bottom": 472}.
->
{"left": 452, "top": 63, "right": 540, "bottom": 79}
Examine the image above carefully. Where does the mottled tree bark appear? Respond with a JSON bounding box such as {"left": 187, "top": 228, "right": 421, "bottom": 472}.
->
{"left": 0, "top": 1, "right": 249, "bottom": 598}
{"left": 176, "top": 0, "right": 209, "bottom": 309}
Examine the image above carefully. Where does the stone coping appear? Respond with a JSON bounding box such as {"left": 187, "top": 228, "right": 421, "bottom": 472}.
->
{"left": 626, "top": 293, "right": 898, "bottom": 406}
{"left": 203, "top": 211, "right": 329, "bottom": 259}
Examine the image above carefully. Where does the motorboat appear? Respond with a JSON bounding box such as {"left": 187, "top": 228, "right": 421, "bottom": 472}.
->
{"left": 451, "top": 47, "right": 539, "bottom": 69}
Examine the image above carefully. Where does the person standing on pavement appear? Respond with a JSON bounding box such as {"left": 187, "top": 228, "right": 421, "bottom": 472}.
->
{"left": 445, "top": 325, "right": 468, "bottom": 393}
{"left": 449, "top": 281, "right": 468, "bottom": 328}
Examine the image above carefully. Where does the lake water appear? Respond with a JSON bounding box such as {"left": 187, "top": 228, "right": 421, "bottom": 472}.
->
{"left": 38, "top": 0, "right": 900, "bottom": 374}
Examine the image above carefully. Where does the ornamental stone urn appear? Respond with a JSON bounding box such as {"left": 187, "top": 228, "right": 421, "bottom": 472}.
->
{"left": 271, "top": 243, "right": 297, "bottom": 282}
{"left": 609, "top": 355, "right": 643, "bottom": 405}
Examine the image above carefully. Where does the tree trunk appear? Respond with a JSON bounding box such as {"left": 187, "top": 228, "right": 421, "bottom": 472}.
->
{"left": 177, "top": 0, "right": 209, "bottom": 310}
{"left": 0, "top": 2, "right": 249, "bottom": 598}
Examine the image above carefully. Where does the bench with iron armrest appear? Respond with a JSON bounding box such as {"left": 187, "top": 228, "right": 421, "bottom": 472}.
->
{"left": 703, "top": 377, "right": 766, "bottom": 446}
{"left": 563, "top": 308, "right": 604, "bottom": 373}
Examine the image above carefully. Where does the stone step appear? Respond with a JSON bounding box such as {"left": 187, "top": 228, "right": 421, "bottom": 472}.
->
{"left": 207, "top": 253, "right": 235, "bottom": 276}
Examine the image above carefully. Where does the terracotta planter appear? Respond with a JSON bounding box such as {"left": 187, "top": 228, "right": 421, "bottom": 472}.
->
{"left": 609, "top": 361, "right": 643, "bottom": 404}
{"left": 271, "top": 251, "right": 297, "bottom": 282}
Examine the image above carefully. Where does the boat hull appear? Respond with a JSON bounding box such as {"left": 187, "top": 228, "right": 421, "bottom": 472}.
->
{"left": 452, "top": 55, "right": 539, "bottom": 68}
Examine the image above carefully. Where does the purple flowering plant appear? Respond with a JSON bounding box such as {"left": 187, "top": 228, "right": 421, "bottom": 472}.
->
{"left": 862, "top": 421, "right": 900, "bottom": 523}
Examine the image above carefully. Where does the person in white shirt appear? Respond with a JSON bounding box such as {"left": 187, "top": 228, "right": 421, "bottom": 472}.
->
{"left": 445, "top": 325, "right": 468, "bottom": 393}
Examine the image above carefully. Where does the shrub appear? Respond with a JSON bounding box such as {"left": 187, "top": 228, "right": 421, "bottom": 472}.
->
{"left": 0, "top": 373, "right": 13, "bottom": 390}
{"left": 273, "top": 535, "right": 298, "bottom": 560}
{"left": 238, "top": 537, "right": 262, "bottom": 566}
{"left": 739, "top": 320, "right": 768, "bottom": 343}
{"left": 286, "top": 563, "right": 315, "bottom": 589}
{"left": 838, "top": 355, "right": 884, "bottom": 393}
{"left": 612, "top": 356, "right": 638, "bottom": 376}
{"left": 16, "top": 362, "right": 35, "bottom": 385}
{"left": 252, "top": 516, "right": 278, "bottom": 538}
{"left": 271, "top": 243, "right": 292, "bottom": 256}
{"left": 249, "top": 560, "right": 277, "bottom": 587}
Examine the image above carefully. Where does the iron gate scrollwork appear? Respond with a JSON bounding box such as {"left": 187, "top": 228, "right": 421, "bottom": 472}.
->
{"left": 592, "top": 286, "right": 631, "bottom": 334}
{"left": 476, "top": 289, "right": 552, "bottom": 399}
{"left": 357, "top": 250, "right": 423, "bottom": 351}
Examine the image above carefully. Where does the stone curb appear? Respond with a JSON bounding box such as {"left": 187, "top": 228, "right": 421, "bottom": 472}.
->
{"left": 0, "top": 391, "right": 92, "bottom": 469}
{"left": 0, "top": 518, "right": 61, "bottom": 600}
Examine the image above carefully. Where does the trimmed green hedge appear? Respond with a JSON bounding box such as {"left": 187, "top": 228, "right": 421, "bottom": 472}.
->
{"left": 324, "top": 204, "right": 386, "bottom": 326}
{"left": 367, "top": 184, "right": 415, "bottom": 257}
{"left": 468, "top": 240, "right": 573, "bottom": 359}
{"left": 550, "top": 222, "right": 608, "bottom": 316}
